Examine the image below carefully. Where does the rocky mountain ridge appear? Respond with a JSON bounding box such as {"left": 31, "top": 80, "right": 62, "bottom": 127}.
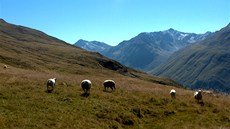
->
{"left": 151, "top": 23, "right": 230, "bottom": 93}
{"left": 76, "top": 28, "right": 213, "bottom": 71}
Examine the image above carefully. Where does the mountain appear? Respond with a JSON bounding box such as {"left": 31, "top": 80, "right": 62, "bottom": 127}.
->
{"left": 0, "top": 18, "right": 180, "bottom": 86}
{"left": 152, "top": 23, "right": 230, "bottom": 93}
{"left": 74, "top": 39, "right": 112, "bottom": 53}
{"left": 1, "top": 19, "right": 230, "bottom": 129}
{"left": 0, "top": 19, "right": 121, "bottom": 74}
{"left": 102, "top": 29, "right": 213, "bottom": 71}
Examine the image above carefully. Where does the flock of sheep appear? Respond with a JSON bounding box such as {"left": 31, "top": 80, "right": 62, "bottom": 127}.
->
{"left": 46, "top": 78, "right": 116, "bottom": 96}
{"left": 170, "top": 89, "right": 203, "bottom": 104}
{"left": 47, "top": 77, "right": 204, "bottom": 104}
{"left": 3, "top": 65, "right": 204, "bottom": 104}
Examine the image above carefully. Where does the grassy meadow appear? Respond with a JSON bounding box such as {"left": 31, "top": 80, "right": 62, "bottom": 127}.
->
{"left": 1, "top": 19, "right": 230, "bottom": 129}
{"left": 0, "top": 64, "right": 230, "bottom": 129}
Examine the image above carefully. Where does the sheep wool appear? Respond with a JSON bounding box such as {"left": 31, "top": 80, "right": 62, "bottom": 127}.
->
{"left": 81, "top": 79, "right": 92, "bottom": 96}
{"left": 194, "top": 90, "right": 202, "bottom": 103}
{"left": 170, "top": 89, "right": 176, "bottom": 99}
{"left": 103, "top": 80, "right": 116, "bottom": 92}
{"left": 46, "top": 78, "right": 56, "bottom": 93}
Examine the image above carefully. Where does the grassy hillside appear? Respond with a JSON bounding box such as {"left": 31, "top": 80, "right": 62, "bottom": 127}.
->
{"left": 1, "top": 19, "right": 230, "bottom": 129}
{"left": 1, "top": 64, "right": 230, "bottom": 129}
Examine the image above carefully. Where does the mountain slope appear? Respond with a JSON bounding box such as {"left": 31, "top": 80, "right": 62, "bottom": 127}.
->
{"left": 1, "top": 19, "right": 230, "bottom": 129}
{"left": 0, "top": 19, "right": 180, "bottom": 86}
{"left": 102, "top": 29, "right": 212, "bottom": 71}
{"left": 152, "top": 23, "right": 230, "bottom": 93}
{"left": 0, "top": 19, "right": 124, "bottom": 74}
{"left": 74, "top": 39, "right": 112, "bottom": 53}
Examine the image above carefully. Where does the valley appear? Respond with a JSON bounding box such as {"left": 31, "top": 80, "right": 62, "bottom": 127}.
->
{"left": 75, "top": 23, "right": 230, "bottom": 93}
{"left": 1, "top": 19, "right": 230, "bottom": 129}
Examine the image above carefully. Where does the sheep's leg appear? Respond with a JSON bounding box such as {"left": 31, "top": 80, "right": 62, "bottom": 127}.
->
{"left": 110, "top": 86, "right": 113, "bottom": 91}
{"left": 47, "top": 85, "right": 53, "bottom": 93}
{"left": 104, "top": 86, "right": 107, "bottom": 92}
{"left": 87, "top": 89, "right": 90, "bottom": 96}
{"left": 112, "top": 86, "right": 115, "bottom": 91}
{"left": 83, "top": 89, "right": 87, "bottom": 94}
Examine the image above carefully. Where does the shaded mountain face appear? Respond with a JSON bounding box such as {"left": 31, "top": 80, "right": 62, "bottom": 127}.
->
{"left": 102, "top": 29, "right": 213, "bottom": 71}
{"left": 0, "top": 19, "right": 180, "bottom": 86}
{"left": 74, "top": 39, "right": 112, "bottom": 53}
{"left": 152, "top": 23, "right": 230, "bottom": 93}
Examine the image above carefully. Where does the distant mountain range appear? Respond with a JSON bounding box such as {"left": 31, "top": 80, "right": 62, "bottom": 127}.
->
{"left": 152, "top": 23, "right": 230, "bottom": 93}
{"left": 74, "top": 24, "right": 230, "bottom": 93}
{"left": 74, "top": 39, "right": 112, "bottom": 53}
{"left": 75, "top": 29, "right": 213, "bottom": 71}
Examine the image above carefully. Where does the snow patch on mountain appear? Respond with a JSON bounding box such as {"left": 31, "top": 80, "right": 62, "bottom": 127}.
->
{"left": 74, "top": 39, "right": 112, "bottom": 53}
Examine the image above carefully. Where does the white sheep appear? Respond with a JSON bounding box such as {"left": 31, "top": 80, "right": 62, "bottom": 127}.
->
{"left": 47, "top": 78, "right": 56, "bottom": 93}
{"left": 202, "top": 90, "right": 213, "bottom": 95}
{"left": 194, "top": 90, "right": 202, "bottom": 103}
{"left": 170, "top": 89, "right": 176, "bottom": 99}
{"left": 81, "top": 79, "right": 92, "bottom": 96}
{"left": 3, "top": 65, "right": 7, "bottom": 69}
{"left": 103, "top": 80, "right": 116, "bottom": 92}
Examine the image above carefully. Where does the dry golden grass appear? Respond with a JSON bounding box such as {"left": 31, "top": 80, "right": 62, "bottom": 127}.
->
{"left": 1, "top": 64, "right": 230, "bottom": 129}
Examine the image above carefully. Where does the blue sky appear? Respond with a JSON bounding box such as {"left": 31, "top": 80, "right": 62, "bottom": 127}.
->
{"left": 1, "top": 0, "right": 230, "bottom": 46}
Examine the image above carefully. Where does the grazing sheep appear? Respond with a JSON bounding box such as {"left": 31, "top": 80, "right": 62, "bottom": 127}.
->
{"left": 170, "top": 89, "right": 176, "bottom": 99}
{"left": 194, "top": 90, "right": 203, "bottom": 103}
{"left": 47, "top": 78, "right": 56, "bottom": 93}
{"left": 103, "top": 80, "right": 116, "bottom": 92}
{"left": 3, "top": 65, "right": 7, "bottom": 69}
{"left": 81, "top": 79, "right": 91, "bottom": 96}
{"left": 202, "top": 90, "right": 213, "bottom": 95}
